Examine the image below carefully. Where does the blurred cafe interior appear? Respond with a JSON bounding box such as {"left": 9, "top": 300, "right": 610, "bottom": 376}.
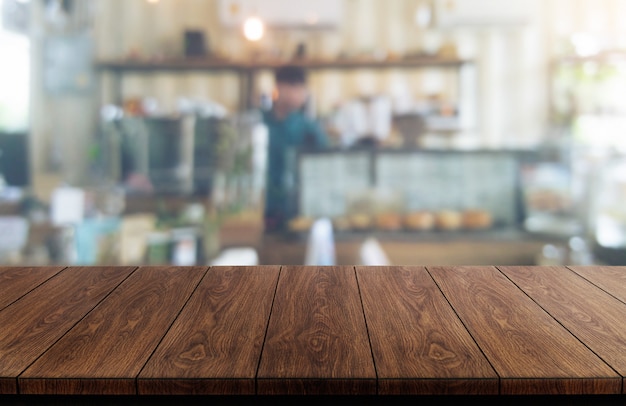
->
{"left": 1, "top": 0, "right": 626, "bottom": 267}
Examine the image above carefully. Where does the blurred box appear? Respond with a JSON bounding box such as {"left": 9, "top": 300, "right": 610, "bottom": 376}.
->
{"left": 74, "top": 218, "right": 120, "bottom": 265}
{"left": 184, "top": 30, "right": 208, "bottom": 57}
{"left": 50, "top": 186, "right": 85, "bottom": 226}
{"left": 119, "top": 214, "right": 156, "bottom": 265}
{"left": 0, "top": 216, "right": 28, "bottom": 253}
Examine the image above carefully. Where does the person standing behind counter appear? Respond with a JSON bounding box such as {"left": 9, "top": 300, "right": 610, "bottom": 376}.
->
{"left": 262, "top": 65, "right": 329, "bottom": 233}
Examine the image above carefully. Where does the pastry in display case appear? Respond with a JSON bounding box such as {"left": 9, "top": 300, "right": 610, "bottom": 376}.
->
{"left": 288, "top": 216, "right": 314, "bottom": 233}
{"left": 434, "top": 210, "right": 463, "bottom": 231}
{"left": 349, "top": 213, "right": 374, "bottom": 231}
{"left": 375, "top": 212, "right": 403, "bottom": 231}
{"left": 332, "top": 216, "right": 352, "bottom": 232}
{"left": 461, "top": 209, "right": 493, "bottom": 230}
{"left": 403, "top": 211, "right": 436, "bottom": 231}
{"left": 344, "top": 188, "right": 404, "bottom": 232}
{"left": 520, "top": 162, "right": 582, "bottom": 236}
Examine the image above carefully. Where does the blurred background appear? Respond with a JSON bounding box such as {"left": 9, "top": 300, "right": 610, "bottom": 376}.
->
{"left": 1, "top": 0, "right": 625, "bottom": 267}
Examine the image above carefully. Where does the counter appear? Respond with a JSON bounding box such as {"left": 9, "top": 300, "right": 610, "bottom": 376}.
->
{"left": 1, "top": 265, "right": 625, "bottom": 404}
{"left": 257, "top": 229, "right": 566, "bottom": 265}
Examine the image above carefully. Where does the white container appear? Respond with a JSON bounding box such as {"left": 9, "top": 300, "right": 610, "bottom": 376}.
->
{"left": 171, "top": 228, "right": 198, "bottom": 266}
{"left": 594, "top": 160, "right": 626, "bottom": 249}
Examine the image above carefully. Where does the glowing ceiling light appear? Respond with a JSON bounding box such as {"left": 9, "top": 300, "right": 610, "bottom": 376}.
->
{"left": 243, "top": 16, "right": 264, "bottom": 42}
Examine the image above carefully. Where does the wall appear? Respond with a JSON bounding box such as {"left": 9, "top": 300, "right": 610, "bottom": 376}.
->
{"left": 93, "top": 0, "right": 549, "bottom": 147}
{"left": 29, "top": 0, "right": 98, "bottom": 200}
{"left": 28, "top": 0, "right": 626, "bottom": 195}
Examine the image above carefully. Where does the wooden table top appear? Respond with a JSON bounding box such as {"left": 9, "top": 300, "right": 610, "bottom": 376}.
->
{"left": 1, "top": 265, "right": 625, "bottom": 400}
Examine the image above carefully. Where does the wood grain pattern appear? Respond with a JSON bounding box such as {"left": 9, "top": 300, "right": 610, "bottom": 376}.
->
{"left": 427, "top": 266, "right": 621, "bottom": 395}
{"left": 138, "top": 266, "right": 280, "bottom": 395}
{"left": 257, "top": 266, "right": 376, "bottom": 395}
{"left": 356, "top": 266, "right": 498, "bottom": 395}
{"left": 500, "top": 266, "right": 626, "bottom": 392}
{"left": 569, "top": 266, "right": 626, "bottom": 304}
{"left": 0, "top": 266, "right": 134, "bottom": 394}
{"left": 2, "top": 265, "right": 626, "bottom": 400}
{"left": 0, "top": 266, "right": 65, "bottom": 311}
{"left": 19, "top": 266, "right": 207, "bottom": 395}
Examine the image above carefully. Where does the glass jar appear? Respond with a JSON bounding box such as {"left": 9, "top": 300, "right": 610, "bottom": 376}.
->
{"left": 593, "top": 158, "right": 626, "bottom": 249}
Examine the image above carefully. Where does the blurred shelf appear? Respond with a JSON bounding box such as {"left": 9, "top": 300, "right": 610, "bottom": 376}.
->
{"left": 96, "top": 54, "right": 475, "bottom": 124}
{"left": 95, "top": 56, "right": 473, "bottom": 73}
{"left": 552, "top": 51, "right": 626, "bottom": 66}
{"left": 95, "top": 58, "right": 249, "bottom": 72}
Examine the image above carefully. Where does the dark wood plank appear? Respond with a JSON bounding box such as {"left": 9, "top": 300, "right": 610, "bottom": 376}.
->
{"left": 500, "top": 266, "right": 626, "bottom": 393}
{"left": 0, "top": 266, "right": 135, "bottom": 394}
{"left": 19, "top": 266, "right": 207, "bottom": 395}
{"left": 138, "top": 266, "right": 280, "bottom": 395}
{"left": 257, "top": 266, "right": 376, "bottom": 395}
{"left": 356, "top": 266, "right": 498, "bottom": 395}
{"left": 427, "top": 266, "right": 621, "bottom": 395}
{"left": 569, "top": 266, "right": 626, "bottom": 304}
{"left": 0, "top": 266, "right": 65, "bottom": 311}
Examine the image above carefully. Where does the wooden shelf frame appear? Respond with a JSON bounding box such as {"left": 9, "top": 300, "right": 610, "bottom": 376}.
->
{"left": 95, "top": 56, "right": 473, "bottom": 72}
{"left": 95, "top": 55, "right": 475, "bottom": 116}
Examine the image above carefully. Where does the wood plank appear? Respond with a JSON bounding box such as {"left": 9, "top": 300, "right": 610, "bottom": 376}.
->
{"left": 138, "top": 266, "right": 280, "bottom": 395}
{"left": 0, "top": 266, "right": 65, "bottom": 311}
{"left": 427, "top": 266, "right": 621, "bottom": 395}
{"left": 356, "top": 266, "right": 498, "bottom": 395}
{"left": 500, "top": 266, "right": 626, "bottom": 393}
{"left": 19, "top": 266, "right": 207, "bottom": 395}
{"left": 257, "top": 266, "right": 376, "bottom": 395}
{"left": 0, "top": 266, "right": 134, "bottom": 394}
{"left": 569, "top": 266, "right": 626, "bottom": 304}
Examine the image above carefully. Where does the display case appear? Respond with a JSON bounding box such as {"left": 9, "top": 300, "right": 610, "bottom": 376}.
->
{"left": 96, "top": 56, "right": 473, "bottom": 117}
{"left": 293, "top": 148, "right": 537, "bottom": 235}
{"left": 99, "top": 111, "right": 261, "bottom": 203}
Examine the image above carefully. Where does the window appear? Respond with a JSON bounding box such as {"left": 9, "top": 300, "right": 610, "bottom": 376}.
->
{"left": 0, "top": 0, "right": 30, "bottom": 132}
